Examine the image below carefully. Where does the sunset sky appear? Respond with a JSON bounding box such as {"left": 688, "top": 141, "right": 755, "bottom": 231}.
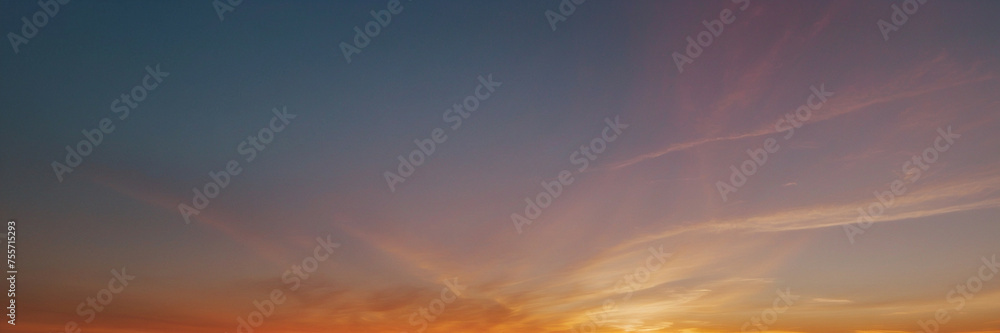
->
{"left": 2, "top": 1, "right": 1000, "bottom": 332}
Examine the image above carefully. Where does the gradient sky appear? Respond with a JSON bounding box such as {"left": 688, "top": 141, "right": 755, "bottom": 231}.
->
{"left": 2, "top": 1, "right": 1000, "bottom": 332}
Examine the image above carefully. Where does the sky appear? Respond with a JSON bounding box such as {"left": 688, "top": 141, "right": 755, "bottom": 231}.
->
{"left": 2, "top": 1, "right": 1000, "bottom": 332}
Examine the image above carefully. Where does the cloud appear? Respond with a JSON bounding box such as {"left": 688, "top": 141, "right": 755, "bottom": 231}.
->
{"left": 811, "top": 298, "right": 854, "bottom": 304}
{"left": 609, "top": 51, "right": 993, "bottom": 171}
